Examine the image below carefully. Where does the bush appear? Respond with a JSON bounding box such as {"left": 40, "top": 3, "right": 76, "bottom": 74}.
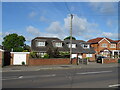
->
{"left": 29, "top": 52, "right": 40, "bottom": 58}
{"left": 21, "top": 61, "right": 25, "bottom": 65}
{"left": 23, "top": 50, "right": 28, "bottom": 52}
{"left": 43, "top": 54, "right": 49, "bottom": 58}
{"left": 59, "top": 52, "right": 70, "bottom": 58}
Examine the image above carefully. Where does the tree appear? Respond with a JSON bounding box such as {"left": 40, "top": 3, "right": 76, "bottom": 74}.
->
{"left": 2, "top": 33, "right": 26, "bottom": 52}
{"left": 64, "top": 36, "right": 76, "bottom": 40}
{"left": 23, "top": 44, "right": 31, "bottom": 52}
{"left": 46, "top": 47, "right": 54, "bottom": 58}
{"left": 46, "top": 47, "right": 60, "bottom": 58}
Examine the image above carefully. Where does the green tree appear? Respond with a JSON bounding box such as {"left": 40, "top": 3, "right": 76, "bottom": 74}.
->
{"left": 64, "top": 36, "right": 76, "bottom": 40}
{"left": 23, "top": 44, "right": 31, "bottom": 52}
{"left": 2, "top": 33, "right": 26, "bottom": 52}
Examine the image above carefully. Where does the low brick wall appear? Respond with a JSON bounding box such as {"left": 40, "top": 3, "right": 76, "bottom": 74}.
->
{"left": 103, "top": 58, "right": 118, "bottom": 64}
{"left": 0, "top": 50, "right": 2, "bottom": 66}
{"left": 29, "top": 58, "right": 77, "bottom": 66}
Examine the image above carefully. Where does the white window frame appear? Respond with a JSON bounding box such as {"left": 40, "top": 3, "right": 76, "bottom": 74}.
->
{"left": 68, "top": 44, "right": 76, "bottom": 48}
{"left": 37, "top": 41, "right": 45, "bottom": 47}
{"left": 55, "top": 42, "right": 62, "bottom": 47}
{"left": 86, "top": 54, "right": 92, "bottom": 57}
{"left": 101, "top": 43, "right": 107, "bottom": 47}
{"left": 110, "top": 44, "right": 116, "bottom": 48}
{"left": 82, "top": 44, "right": 90, "bottom": 49}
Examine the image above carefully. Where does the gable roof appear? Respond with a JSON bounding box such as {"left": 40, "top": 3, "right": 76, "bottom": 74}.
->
{"left": 87, "top": 37, "right": 116, "bottom": 44}
{"left": 31, "top": 37, "right": 69, "bottom": 52}
{"left": 64, "top": 39, "right": 95, "bottom": 54}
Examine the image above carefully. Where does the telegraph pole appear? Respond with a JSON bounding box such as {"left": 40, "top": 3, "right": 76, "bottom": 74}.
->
{"left": 70, "top": 14, "right": 73, "bottom": 64}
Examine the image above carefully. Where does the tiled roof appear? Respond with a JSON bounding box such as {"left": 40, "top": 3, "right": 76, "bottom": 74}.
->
{"left": 87, "top": 37, "right": 117, "bottom": 43}
{"left": 31, "top": 37, "right": 69, "bottom": 52}
{"left": 64, "top": 39, "right": 95, "bottom": 54}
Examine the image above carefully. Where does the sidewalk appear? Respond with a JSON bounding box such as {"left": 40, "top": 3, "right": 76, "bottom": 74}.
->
{"left": 2, "top": 62, "right": 118, "bottom": 72}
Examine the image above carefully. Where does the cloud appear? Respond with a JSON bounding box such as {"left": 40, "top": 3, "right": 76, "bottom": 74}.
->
{"left": 64, "top": 15, "right": 98, "bottom": 36}
{"left": 29, "top": 11, "right": 37, "bottom": 18}
{"left": 101, "top": 32, "right": 118, "bottom": 39}
{"left": 89, "top": 2, "right": 117, "bottom": 15}
{"left": 40, "top": 16, "right": 50, "bottom": 23}
{"left": 26, "top": 26, "right": 40, "bottom": 36}
{"left": 46, "top": 21, "right": 64, "bottom": 34}
{"left": 107, "top": 20, "right": 113, "bottom": 27}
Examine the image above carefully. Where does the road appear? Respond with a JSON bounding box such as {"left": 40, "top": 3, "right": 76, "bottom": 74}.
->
{"left": 2, "top": 67, "right": 119, "bottom": 88}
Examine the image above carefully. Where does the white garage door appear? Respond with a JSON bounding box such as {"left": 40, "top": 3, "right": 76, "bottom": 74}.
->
{"left": 13, "top": 54, "right": 26, "bottom": 65}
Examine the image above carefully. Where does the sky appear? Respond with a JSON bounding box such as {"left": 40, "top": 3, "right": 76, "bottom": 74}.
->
{"left": 1, "top": 1, "right": 118, "bottom": 45}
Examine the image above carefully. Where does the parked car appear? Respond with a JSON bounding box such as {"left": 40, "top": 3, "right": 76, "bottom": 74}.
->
{"left": 96, "top": 56, "right": 106, "bottom": 63}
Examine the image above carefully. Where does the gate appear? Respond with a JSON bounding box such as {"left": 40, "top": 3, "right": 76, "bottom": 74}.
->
{"left": 3, "top": 51, "right": 11, "bottom": 66}
{"left": 78, "top": 58, "right": 88, "bottom": 65}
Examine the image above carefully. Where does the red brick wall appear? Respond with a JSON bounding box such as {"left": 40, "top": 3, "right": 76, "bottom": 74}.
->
{"left": 103, "top": 58, "right": 118, "bottom": 64}
{"left": 29, "top": 58, "right": 77, "bottom": 66}
{"left": 82, "top": 54, "right": 95, "bottom": 61}
{"left": 0, "top": 50, "right": 3, "bottom": 66}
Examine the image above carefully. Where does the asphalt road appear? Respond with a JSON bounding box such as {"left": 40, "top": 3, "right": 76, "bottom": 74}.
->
{"left": 2, "top": 67, "right": 119, "bottom": 88}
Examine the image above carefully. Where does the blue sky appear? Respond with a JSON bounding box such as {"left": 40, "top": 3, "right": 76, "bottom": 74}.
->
{"left": 2, "top": 2, "right": 118, "bottom": 45}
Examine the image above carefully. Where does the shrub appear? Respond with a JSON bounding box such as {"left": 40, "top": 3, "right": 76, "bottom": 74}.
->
{"left": 59, "top": 52, "right": 70, "bottom": 58}
{"left": 30, "top": 52, "right": 38, "bottom": 58}
{"left": 21, "top": 61, "right": 25, "bottom": 65}
{"left": 43, "top": 54, "right": 49, "bottom": 58}
{"left": 23, "top": 50, "right": 28, "bottom": 52}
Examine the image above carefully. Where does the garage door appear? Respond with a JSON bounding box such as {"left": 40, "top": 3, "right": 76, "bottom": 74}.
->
{"left": 13, "top": 54, "right": 26, "bottom": 65}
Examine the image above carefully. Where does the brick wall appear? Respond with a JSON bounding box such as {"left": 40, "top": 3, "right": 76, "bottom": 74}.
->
{"left": 29, "top": 58, "right": 77, "bottom": 66}
{"left": 82, "top": 54, "right": 95, "bottom": 62}
{"left": 0, "top": 50, "right": 3, "bottom": 66}
{"left": 103, "top": 58, "right": 118, "bottom": 64}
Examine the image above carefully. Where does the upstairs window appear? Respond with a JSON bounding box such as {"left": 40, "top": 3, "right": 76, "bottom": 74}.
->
{"left": 55, "top": 42, "right": 62, "bottom": 47}
{"left": 101, "top": 43, "right": 107, "bottom": 47}
{"left": 82, "top": 44, "right": 90, "bottom": 49}
{"left": 68, "top": 44, "right": 76, "bottom": 48}
{"left": 110, "top": 44, "right": 116, "bottom": 48}
{"left": 37, "top": 41, "right": 45, "bottom": 46}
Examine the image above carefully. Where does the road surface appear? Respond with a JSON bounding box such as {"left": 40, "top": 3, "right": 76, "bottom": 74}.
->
{"left": 2, "top": 67, "right": 119, "bottom": 88}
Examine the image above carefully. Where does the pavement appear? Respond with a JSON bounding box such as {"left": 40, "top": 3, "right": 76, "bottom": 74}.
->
{"left": 2, "top": 62, "right": 119, "bottom": 72}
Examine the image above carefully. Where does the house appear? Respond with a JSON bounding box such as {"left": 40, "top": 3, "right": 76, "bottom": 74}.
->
{"left": 88, "top": 37, "right": 120, "bottom": 58}
{"left": 31, "top": 37, "right": 69, "bottom": 57}
{"left": 64, "top": 39, "right": 96, "bottom": 61}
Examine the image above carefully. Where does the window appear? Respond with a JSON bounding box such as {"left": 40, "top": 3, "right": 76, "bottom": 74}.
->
{"left": 37, "top": 42, "right": 45, "bottom": 46}
{"left": 55, "top": 42, "right": 62, "bottom": 47}
{"left": 86, "top": 54, "right": 92, "bottom": 57}
{"left": 101, "top": 43, "right": 107, "bottom": 47}
{"left": 82, "top": 44, "right": 90, "bottom": 49}
{"left": 110, "top": 44, "right": 116, "bottom": 48}
{"left": 68, "top": 44, "right": 76, "bottom": 48}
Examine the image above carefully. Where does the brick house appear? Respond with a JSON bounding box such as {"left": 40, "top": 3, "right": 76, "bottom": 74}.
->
{"left": 64, "top": 39, "right": 96, "bottom": 61}
{"left": 88, "top": 37, "right": 120, "bottom": 58}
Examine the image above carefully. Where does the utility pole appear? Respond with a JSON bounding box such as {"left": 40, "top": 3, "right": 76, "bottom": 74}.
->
{"left": 70, "top": 14, "right": 73, "bottom": 64}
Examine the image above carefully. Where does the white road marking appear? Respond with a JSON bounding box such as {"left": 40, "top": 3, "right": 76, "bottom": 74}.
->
{"left": 18, "top": 76, "right": 23, "bottom": 78}
{"left": 76, "top": 71, "right": 112, "bottom": 75}
{"left": 109, "top": 84, "right": 120, "bottom": 87}
{"left": 2, "top": 74, "right": 56, "bottom": 81}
